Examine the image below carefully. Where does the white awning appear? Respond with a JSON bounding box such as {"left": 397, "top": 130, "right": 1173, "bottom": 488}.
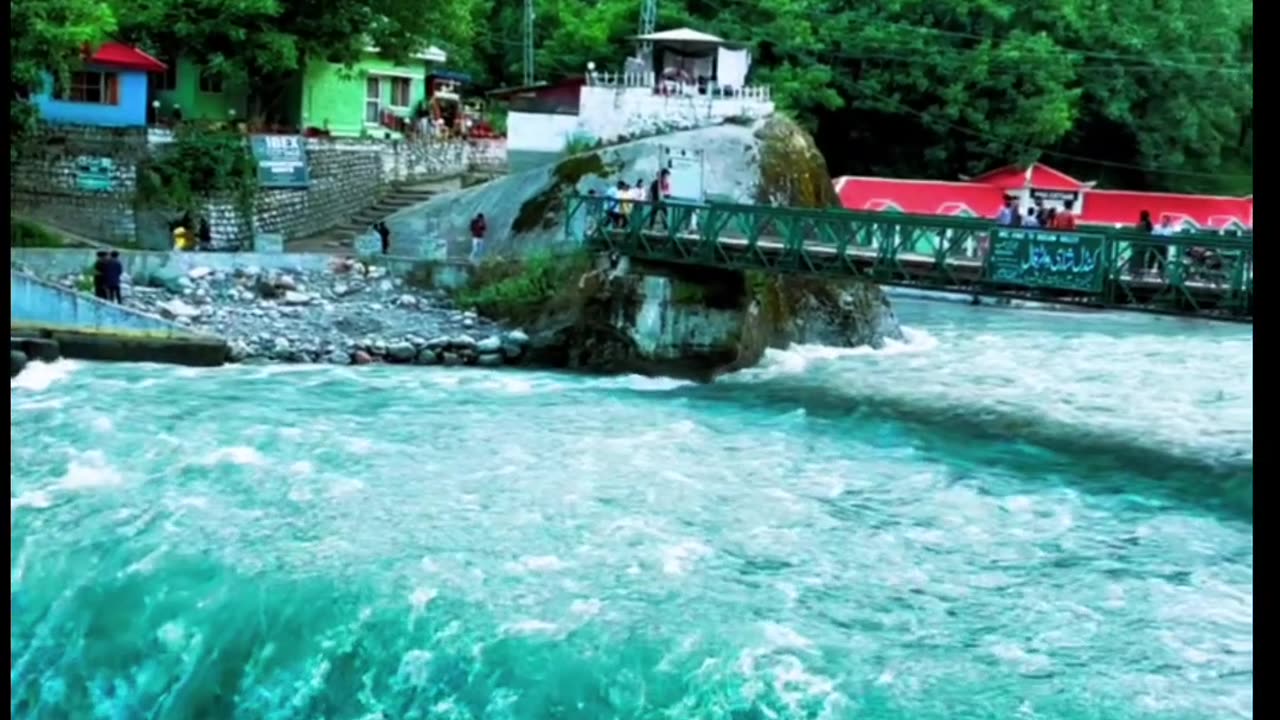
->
{"left": 630, "top": 28, "right": 744, "bottom": 50}
{"left": 363, "top": 45, "right": 448, "bottom": 63}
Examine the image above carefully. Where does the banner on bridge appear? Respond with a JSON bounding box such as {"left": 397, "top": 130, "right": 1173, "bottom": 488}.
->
{"left": 985, "top": 228, "right": 1106, "bottom": 293}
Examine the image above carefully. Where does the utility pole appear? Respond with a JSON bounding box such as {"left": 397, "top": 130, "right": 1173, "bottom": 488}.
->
{"left": 638, "top": 0, "right": 657, "bottom": 60}
{"left": 523, "top": 0, "right": 535, "bottom": 87}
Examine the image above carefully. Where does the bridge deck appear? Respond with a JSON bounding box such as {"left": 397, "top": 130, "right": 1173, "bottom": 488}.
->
{"left": 567, "top": 197, "right": 1252, "bottom": 322}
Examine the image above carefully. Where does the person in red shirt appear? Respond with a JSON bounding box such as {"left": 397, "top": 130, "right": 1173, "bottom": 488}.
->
{"left": 1053, "top": 199, "right": 1078, "bottom": 230}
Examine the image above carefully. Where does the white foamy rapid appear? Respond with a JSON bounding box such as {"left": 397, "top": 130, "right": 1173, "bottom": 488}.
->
{"left": 10, "top": 298, "right": 1252, "bottom": 719}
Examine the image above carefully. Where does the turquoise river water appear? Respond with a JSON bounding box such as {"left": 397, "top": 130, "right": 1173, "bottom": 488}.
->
{"left": 11, "top": 299, "right": 1252, "bottom": 720}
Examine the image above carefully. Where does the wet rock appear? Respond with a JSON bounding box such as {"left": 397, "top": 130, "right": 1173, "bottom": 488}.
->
{"left": 352, "top": 350, "right": 374, "bottom": 365}
{"left": 415, "top": 349, "right": 440, "bottom": 365}
{"left": 281, "top": 291, "right": 313, "bottom": 306}
{"left": 476, "top": 352, "right": 504, "bottom": 367}
{"left": 323, "top": 350, "right": 351, "bottom": 365}
{"left": 386, "top": 341, "right": 416, "bottom": 362}
{"left": 440, "top": 352, "right": 462, "bottom": 366}
{"left": 11, "top": 350, "right": 28, "bottom": 378}
{"left": 476, "top": 335, "right": 503, "bottom": 354}
{"left": 450, "top": 335, "right": 477, "bottom": 352}
{"left": 157, "top": 299, "right": 202, "bottom": 320}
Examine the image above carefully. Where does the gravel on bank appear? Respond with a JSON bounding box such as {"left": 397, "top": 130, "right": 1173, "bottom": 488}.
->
{"left": 37, "top": 258, "right": 530, "bottom": 367}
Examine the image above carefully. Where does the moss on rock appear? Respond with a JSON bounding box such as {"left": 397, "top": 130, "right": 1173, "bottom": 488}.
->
{"left": 511, "top": 152, "right": 617, "bottom": 234}
{"left": 753, "top": 116, "right": 841, "bottom": 209}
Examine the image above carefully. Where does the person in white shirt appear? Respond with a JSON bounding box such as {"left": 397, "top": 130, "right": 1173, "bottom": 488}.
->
{"left": 605, "top": 182, "right": 624, "bottom": 227}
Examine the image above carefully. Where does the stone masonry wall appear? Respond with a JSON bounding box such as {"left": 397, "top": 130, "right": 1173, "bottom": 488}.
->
{"left": 12, "top": 125, "right": 483, "bottom": 249}
{"left": 10, "top": 126, "right": 149, "bottom": 245}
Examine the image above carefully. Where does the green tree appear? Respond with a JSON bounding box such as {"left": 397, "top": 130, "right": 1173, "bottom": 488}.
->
{"left": 110, "top": 0, "right": 487, "bottom": 121}
{"left": 10, "top": 0, "right": 115, "bottom": 155}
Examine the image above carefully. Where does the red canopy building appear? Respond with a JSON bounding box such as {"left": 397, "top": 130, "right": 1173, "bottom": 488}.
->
{"left": 835, "top": 162, "right": 1253, "bottom": 232}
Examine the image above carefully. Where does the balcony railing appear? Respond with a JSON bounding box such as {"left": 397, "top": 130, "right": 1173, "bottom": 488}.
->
{"left": 586, "top": 71, "right": 771, "bottom": 103}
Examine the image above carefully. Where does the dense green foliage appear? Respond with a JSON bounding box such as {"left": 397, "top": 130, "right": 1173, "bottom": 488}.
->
{"left": 456, "top": 251, "right": 593, "bottom": 325}
{"left": 11, "top": 218, "right": 71, "bottom": 247}
{"left": 10, "top": 0, "right": 116, "bottom": 157}
{"left": 136, "top": 130, "right": 259, "bottom": 214}
{"left": 11, "top": 0, "right": 1251, "bottom": 193}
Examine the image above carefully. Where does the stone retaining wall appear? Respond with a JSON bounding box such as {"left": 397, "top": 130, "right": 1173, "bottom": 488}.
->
{"left": 11, "top": 125, "right": 495, "bottom": 249}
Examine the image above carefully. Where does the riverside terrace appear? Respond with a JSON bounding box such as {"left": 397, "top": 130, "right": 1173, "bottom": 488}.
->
{"left": 566, "top": 196, "right": 1254, "bottom": 322}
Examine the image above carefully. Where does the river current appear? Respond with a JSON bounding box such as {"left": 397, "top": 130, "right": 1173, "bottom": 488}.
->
{"left": 11, "top": 299, "right": 1252, "bottom": 719}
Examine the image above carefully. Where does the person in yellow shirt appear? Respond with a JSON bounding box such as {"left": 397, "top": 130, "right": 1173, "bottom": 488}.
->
{"left": 172, "top": 225, "right": 193, "bottom": 251}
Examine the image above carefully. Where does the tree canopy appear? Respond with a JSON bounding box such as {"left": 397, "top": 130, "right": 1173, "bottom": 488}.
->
{"left": 11, "top": 0, "right": 1252, "bottom": 193}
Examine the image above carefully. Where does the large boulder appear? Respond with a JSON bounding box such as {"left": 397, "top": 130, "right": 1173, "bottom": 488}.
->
{"left": 440, "top": 115, "right": 902, "bottom": 378}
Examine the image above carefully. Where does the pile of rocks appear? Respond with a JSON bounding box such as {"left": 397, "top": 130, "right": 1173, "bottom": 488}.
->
{"left": 49, "top": 259, "right": 531, "bottom": 367}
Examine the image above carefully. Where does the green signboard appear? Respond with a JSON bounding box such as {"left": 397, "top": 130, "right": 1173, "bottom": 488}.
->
{"left": 985, "top": 228, "right": 1106, "bottom": 293}
{"left": 74, "top": 157, "right": 114, "bottom": 192}
{"left": 250, "top": 135, "right": 310, "bottom": 188}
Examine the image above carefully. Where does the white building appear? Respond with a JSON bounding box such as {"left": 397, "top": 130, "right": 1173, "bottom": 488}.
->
{"left": 493, "top": 28, "right": 774, "bottom": 171}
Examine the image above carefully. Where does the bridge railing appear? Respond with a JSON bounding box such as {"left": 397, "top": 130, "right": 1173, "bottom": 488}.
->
{"left": 564, "top": 195, "right": 1253, "bottom": 317}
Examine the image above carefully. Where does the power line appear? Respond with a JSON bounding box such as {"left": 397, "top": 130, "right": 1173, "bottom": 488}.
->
{"left": 847, "top": 83, "right": 1251, "bottom": 180}
{"left": 522, "top": 0, "right": 532, "bottom": 86}
{"left": 870, "top": 20, "right": 1253, "bottom": 68}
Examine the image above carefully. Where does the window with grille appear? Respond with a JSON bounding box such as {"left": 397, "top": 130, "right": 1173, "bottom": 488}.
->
{"left": 365, "top": 77, "right": 382, "bottom": 123}
{"left": 198, "top": 68, "right": 223, "bottom": 93}
{"left": 56, "top": 71, "right": 118, "bottom": 105}
{"left": 389, "top": 77, "right": 412, "bottom": 108}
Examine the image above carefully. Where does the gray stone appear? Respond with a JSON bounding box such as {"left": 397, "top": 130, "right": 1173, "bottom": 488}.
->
{"left": 450, "top": 334, "right": 477, "bottom": 351}
{"left": 11, "top": 350, "right": 28, "bottom": 378}
{"left": 386, "top": 341, "right": 416, "bottom": 362}
{"left": 475, "top": 352, "right": 504, "bottom": 367}
{"left": 415, "top": 348, "right": 440, "bottom": 365}
{"left": 476, "top": 335, "right": 503, "bottom": 354}
{"left": 228, "top": 340, "right": 252, "bottom": 362}
{"left": 440, "top": 352, "right": 462, "bottom": 366}
{"left": 324, "top": 350, "right": 351, "bottom": 365}
{"left": 157, "top": 299, "right": 202, "bottom": 319}
{"left": 425, "top": 336, "right": 449, "bottom": 350}
{"left": 281, "top": 291, "right": 313, "bottom": 305}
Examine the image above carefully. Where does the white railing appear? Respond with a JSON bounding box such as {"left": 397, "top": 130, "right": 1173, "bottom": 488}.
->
{"left": 586, "top": 71, "right": 771, "bottom": 103}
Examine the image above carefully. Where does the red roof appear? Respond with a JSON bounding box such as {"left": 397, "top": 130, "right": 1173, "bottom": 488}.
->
{"left": 966, "top": 162, "right": 1091, "bottom": 191}
{"left": 834, "top": 163, "right": 1253, "bottom": 231}
{"left": 1077, "top": 190, "right": 1253, "bottom": 230}
{"left": 836, "top": 177, "right": 1006, "bottom": 218}
{"left": 87, "top": 43, "right": 167, "bottom": 73}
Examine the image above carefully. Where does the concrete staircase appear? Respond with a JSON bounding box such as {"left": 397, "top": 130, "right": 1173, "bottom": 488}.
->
{"left": 287, "top": 184, "right": 440, "bottom": 253}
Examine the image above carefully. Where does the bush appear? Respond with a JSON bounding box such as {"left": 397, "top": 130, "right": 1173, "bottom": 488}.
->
{"left": 136, "top": 129, "right": 258, "bottom": 216}
{"left": 11, "top": 218, "right": 67, "bottom": 247}
{"left": 563, "top": 132, "right": 599, "bottom": 155}
{"left": 455, "top": 251, "right": 592, "bottom": 325}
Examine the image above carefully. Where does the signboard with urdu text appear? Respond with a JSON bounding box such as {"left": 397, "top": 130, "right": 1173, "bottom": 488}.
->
{"left": 985, "top": 228, "right": 1106, "bottom": 293}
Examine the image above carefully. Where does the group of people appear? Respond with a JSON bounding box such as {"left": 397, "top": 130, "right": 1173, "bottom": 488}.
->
{"left": 92, "top": 250, "right": 124, "bottom": 302}
{"left": 995, "top": 197, "right": 1079, "bottom": 230}
{"left": 603, "top": 169, "right": 672, "bottom": 229}
{"left": 171, "top": 214, "right": 212, "bottom": 252}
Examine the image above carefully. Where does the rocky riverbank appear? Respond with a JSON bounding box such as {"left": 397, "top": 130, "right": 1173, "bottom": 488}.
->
{"left": 34, "top": 259, "right": 530, "bottom": 367}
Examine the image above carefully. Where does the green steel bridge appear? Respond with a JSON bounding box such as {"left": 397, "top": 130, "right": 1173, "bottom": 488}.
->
{"left": 565, "top": 196, "right": 1254, "bottom": 323}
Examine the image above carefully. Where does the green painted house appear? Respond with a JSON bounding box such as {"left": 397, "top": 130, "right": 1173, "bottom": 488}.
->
{"left": 152, "top": 47, "right": 446, "bottom": 137}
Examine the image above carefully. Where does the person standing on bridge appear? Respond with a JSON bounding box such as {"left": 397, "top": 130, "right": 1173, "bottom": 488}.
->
{"left": 995, "top": 197, "right": 1018, "bottom": 226}
{"left": 648, "top": 169, "right": 671, "bottom": 230}
{"left": 1052, "top": 200, "right": 1078, "bottom": 230}
{"left": 605, "top": 181, "right": 625, "bottom": 228}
